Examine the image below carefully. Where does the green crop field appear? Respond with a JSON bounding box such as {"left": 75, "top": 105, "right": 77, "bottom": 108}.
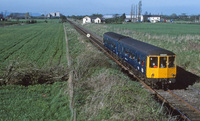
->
{"left": 0, "top": 82, "right": 71, "bottom": 120}
{"left": 83, "top": 22, "right": 200, "bottom": 76}
{"left": 0, "top": 22, "right": 67, "bottom": 69}
{"left": 0, "top": 22, "right": 70, "bottom": 120}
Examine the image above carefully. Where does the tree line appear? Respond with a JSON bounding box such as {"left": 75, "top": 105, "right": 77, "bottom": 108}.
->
{"left": 162, "top": 13, "right": 200, "bottom": 21}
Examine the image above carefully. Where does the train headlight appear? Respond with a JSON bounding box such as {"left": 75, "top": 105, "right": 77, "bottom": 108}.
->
{"left": 151, "top": 73, "right": 154, "bottom": 77}
{"left": 87, "top": 34, "right": 90, "bottom": 38}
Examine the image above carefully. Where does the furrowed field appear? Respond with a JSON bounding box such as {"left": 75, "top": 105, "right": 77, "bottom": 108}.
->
{"left": 0, "top": 22, "right": 67, "bottom": 68}
{"left": 83, "top": 22, "right": 200, "bottom": 76}
{"left": 0, "top": 21, "right": 71, "bottom": 120}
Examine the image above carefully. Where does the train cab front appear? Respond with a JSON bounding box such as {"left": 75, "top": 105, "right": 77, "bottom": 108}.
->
{"left": 146, "top": 55, "right": 176, "bottom": 86}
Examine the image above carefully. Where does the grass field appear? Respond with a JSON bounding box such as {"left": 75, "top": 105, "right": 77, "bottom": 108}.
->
{"left": 83, "top": 22, "right": 200, "bottom": 76}
{"left": 110, "top": 23, "right": 200, "bottom": 35}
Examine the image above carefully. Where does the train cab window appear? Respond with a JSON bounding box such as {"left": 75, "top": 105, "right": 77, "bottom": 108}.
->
{"left": 150, "top": 57, "right": 158, "bottom": 68}
{"left": 169, "top": 57, "right": 175, "bottom": 68}
{"left": 160, "top": 57, "right": 167, "bottom": 68}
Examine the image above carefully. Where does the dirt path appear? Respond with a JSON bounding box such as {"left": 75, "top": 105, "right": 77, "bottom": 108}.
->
{"left": 63, "top": 23, "right": 75, "bottom": 120}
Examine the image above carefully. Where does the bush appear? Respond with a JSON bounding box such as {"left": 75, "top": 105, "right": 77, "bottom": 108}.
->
{"left": 26, "top": 19, "right": 37, "bottom": 24}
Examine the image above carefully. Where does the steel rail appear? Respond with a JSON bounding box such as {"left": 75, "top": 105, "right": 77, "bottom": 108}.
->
{"left": 67, "top": 19, "right": 200, "bottom": 121}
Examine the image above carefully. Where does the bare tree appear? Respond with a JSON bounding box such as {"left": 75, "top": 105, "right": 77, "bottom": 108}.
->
{"left": 25, "top": 12, "right": 29, "bottom": 19}
{"left": 133, "top": 5, "right": 136, "bottom": 22}
{"left": 136, "top": 5, "right": 138, "bottom": 22}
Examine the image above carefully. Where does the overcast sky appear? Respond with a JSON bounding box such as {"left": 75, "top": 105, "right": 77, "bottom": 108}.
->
{"left": 0, "top": 0, "right": 199, "bottom": 15}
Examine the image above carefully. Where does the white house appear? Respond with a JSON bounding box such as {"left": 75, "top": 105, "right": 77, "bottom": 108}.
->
{"left": 47, "top": 12, "right": 61, "bottom": 18}
{"left": 147, "top": 15, "right": 161, "bottom": 23}
{"left": 94, "top": 17, "right": 102, "bottom": 23}
{"left": 83, "top": 16, "right": 92, "bottom": 24}
{"left": 83, "top": 16, "right": 103, "bottom": 24}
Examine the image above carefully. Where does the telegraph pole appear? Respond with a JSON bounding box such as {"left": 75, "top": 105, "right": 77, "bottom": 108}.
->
{"left": 131, "top": 4, "right": 133, "bottom": 22}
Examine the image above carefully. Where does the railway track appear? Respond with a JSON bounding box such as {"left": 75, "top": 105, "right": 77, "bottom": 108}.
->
{"left": 67, "top": 19, "right": 200, "bottom": 121}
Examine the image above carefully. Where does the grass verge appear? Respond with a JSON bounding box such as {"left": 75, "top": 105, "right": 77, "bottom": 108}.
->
{"left": 66, "top": 22, "right": 171, "bottom": 120}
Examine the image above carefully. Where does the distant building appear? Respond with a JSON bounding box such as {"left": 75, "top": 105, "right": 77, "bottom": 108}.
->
{"left": 83, "top": 16, "right": 103, "bottom": 24}
{"left": 125, "top": 15, "right": 144, "bottom": 22}
{"left": 47, "top": 12, "right": 61, "bottom": 18}
{"left": 0, "top": 13, "right": 4, "bottom": 21}
{"left": 6, "top": 13, "right": 26, "bottom": 19}
{"left": 103, "top": 15, "right": 113, "bottom": 19}
{"left": 143, "top": 15, "right": 161, "bottom": 23}
{"left": 102, "top": 14, "right": 143, "bottom": 22}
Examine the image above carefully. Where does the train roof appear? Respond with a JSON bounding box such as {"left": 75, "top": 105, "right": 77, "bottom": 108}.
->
{"left": 104, "top": 32, "right": 129, "bottom": 40}
{"left": 104, "top": 32, "right": 175, "bottom": 56}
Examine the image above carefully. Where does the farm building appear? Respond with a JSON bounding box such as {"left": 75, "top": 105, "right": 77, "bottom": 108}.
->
{"left": 83, "top": 16, "right": 104, "bottom": 24}
{"left": 143, "top": 15, "right": 161, "bottom": 23}
{"left": 47, "top": 12, "right": 61, "bottom": 18}
{"left": 6, "top": 13, "right": 27, "bottom": 19}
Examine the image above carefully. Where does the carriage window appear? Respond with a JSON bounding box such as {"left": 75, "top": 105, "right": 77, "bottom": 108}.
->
{"left": 129, "top": 51, "right": 132, "bottom": 58}
{"left": 111, "top": 43, "right": 114, "bottom": 48}
{"left": 117, "top": 44, "right": 120, "bottom": 51}
{"left": 132, "top": 53, "right": 135, "bottom": 60}
{"left": 160, "top": 57, "right": 167, "bottom": 68}
{"left": 137, "top": 57, "right": 140, "bottom": 64}
{"left": 141, "top": 60, "right": 144, "bottom": 66}
{"left": 113, "top": 44, "right": 116, "bottom": 49}
{"left": 150, "top": 57, "right": 158, "bottom": 68}
{"left": 169, "top": 57, "right": 175, "bottom": 68}
{"left": 125, "top": 50, "right": 129, "bottom": 56}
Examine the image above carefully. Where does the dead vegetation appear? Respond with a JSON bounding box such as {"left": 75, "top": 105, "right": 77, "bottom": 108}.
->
{"left": 0, "top": 60, "right": 69, "bottom": 86}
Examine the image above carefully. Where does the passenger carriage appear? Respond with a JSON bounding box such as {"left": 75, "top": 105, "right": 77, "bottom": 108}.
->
{"left": 103, "top": 32, "right": 176, "bottom": 88}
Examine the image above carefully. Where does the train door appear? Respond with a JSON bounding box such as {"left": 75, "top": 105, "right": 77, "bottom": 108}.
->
{"left": 117, "top": 43, "right": 121, "bottom": 57}
{"left": 146, "top": 56, "right": 159, "bottom": 78}
{"left": 140, "top": 55, "right": 147, "bottom": 74}
{"left": 124, "top": 47, "right": 129, "bottom": 62}
{"left": 130, "top": 50, "right": 137, "bottom": 68}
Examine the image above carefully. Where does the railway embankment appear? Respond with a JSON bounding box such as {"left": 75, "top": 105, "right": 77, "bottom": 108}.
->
{"left": 65, "top": 21, "right": 175, "bottom": 120}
